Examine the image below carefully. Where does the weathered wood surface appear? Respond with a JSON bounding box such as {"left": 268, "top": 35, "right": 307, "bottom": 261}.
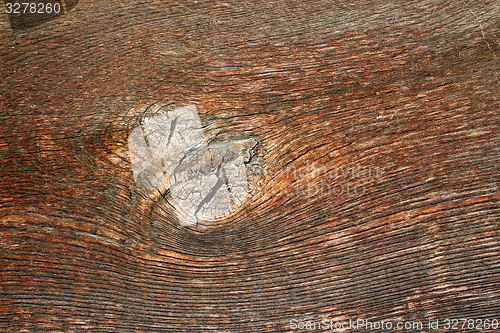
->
{"left": 1, "top": 0, "right": 499, "bottom": 331}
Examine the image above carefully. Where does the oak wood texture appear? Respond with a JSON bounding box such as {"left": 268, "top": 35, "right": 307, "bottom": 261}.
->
{"left": 1, "top": 0, "right": 499, "bottom": 331}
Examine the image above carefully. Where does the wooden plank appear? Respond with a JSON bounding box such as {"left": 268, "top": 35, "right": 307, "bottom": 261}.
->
{"left": 1, "top": 0, "right": 499, "bottom": 331}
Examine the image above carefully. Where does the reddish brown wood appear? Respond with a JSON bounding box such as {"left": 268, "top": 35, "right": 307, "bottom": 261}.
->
{"left": 1, "top": 0, "right": 499, "bottom": 331}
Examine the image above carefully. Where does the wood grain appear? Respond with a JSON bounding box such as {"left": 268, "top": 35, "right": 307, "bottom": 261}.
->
{"left": 1, "top": 0, "right": 499, "bottom": 331}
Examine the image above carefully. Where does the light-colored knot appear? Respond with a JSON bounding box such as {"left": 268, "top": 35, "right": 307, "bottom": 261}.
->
{"left": 128, "top": 104, "right": 257, "bottom": 226}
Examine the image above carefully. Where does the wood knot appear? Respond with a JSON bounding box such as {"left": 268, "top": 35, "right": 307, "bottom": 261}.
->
{"left": 128, "top": 103, "right": 261, "bottom": 228}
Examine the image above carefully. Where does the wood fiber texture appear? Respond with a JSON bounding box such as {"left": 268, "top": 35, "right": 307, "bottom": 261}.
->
{"left": 0, "top": 0, "right": 499, "bottom": 332}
